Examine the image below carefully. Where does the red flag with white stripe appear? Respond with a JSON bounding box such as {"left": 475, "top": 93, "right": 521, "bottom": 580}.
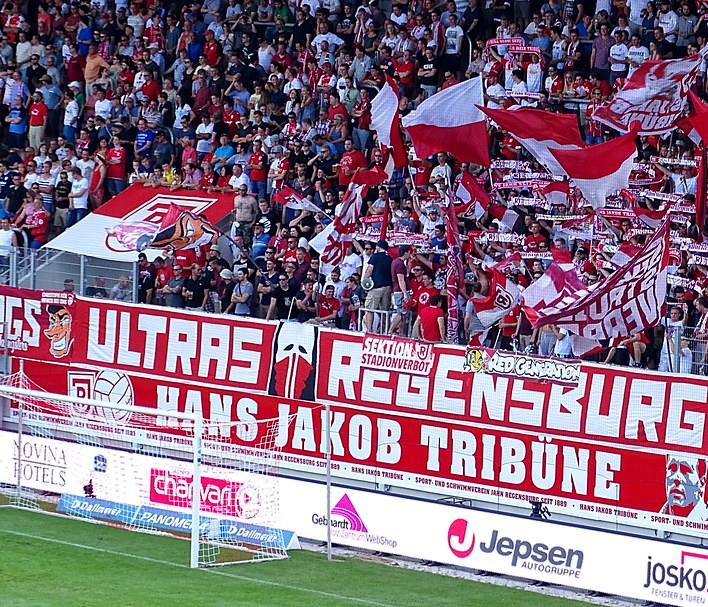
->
{"left": 443, "top": 188, "right": 465, "bottom": 343}
{"left": 479, "top": 106, "right": 584, "bottom": 175}
{"left": 550, "top": 127, "right": 639, "bottom": 209}
{"left": 541, "top": 180, "right": 571, "bottom": 207}
{"left": 632, "top": 206, "right": 668, "bottom": 229}
{"left": 402, "top": 79, "right": 490, "bottom": 167}
{"left": 272, "top": 186, "right": 323, "bottom": 214}
{"left": 370, "top": 76, "right": 407, "bottom": 171}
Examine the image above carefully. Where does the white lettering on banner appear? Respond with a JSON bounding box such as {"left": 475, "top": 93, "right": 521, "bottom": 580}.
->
{"left": 14, "top": 285, "right": 708, "bottom": 543}
{"left": 534, "top": 222, "right": 668, "bottom": 339}
{"left": 321, "top": 341, "right": 708, "bottom": 452}
{"left": 417, "top": 422, "right": 619, "bottom": 499}
{"left": 361, "top": 336, "right": 435, "bottom": 377}
{"left": 0, "top": 294, "right": 41, "bottom": 350}
{"left": 87, "top": 305, "right": 269, "bottom": 386}
{"left": 466, "top": 348, "right": 581, "bottom": 385}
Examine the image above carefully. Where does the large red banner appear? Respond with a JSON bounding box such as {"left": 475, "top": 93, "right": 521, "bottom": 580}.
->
{"left": 2, "top": 287, "right": 708, "bottom": 538}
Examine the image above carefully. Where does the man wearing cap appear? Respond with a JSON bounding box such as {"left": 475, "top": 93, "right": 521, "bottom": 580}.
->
{"left": 268, "top": 145, "right": 289, "bottom": 193}
{"left": 251, "top": 220, "right": 271, "bottom": 258}
{"left": 363, "top": 239, "right": 394, "bottom": 333}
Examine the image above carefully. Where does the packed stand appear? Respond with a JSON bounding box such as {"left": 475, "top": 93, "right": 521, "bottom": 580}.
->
{"left": 0, "top": 0, "right": 705, "bottom": 373}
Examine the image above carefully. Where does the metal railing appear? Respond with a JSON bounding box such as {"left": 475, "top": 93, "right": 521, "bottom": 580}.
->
{"left": 1, "top": 247, "right": 137, "bottom": 302}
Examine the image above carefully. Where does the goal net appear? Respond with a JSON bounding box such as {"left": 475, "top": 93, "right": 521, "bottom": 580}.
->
{"left": 0, "top": 371, "right": 295, "bottom": 568}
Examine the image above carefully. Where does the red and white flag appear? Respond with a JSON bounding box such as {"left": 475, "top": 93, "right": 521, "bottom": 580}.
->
{"left": 521, "top": 263, "right": 588, "bottom": 327}
{"left": 370, "top": 76, "right": 407, "bottom": 172}
{"left": 550, "top": 127, "right": 639, "bottom": 209}
{"left": 454, "top": 172, "right": 489, "bottom": 218}
{"left": 310, "top": 183, "right": 367, "bottom": 274}
{"left": 443, "top": 189, "right": 465, "bottom": 344}
{"left": 593, "top": 54, "right": 704, "bottom": 135}
{"left": 473, "top": 269, "right": 521, "bottom": 328}
{"left": 632, "top": 206, "right": 668, "bottom": 229}
{"left": 686, "top": 91, "right": 708, "bottom": 242}
{"left": 350, "top": 165, "right": 388, "bottom": 188}
{"left": 479, "top": 106, "right": 584, "bottom": 175}
{"left": 272, "top": 186, "right": 322, "bottom": 214}
{"left": 402, "top": 78, "right": 490, "bottom": 167}
{"left": 541, "top": 180, "right": 571, "bottom": 207}
{"left": 523, "top": 221, "right": 670, "bottom": 340}
{"left": 490, "top": 251, "right": 523, "bottom": 274}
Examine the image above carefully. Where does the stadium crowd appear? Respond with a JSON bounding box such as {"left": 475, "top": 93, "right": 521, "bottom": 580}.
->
{"left": 0, "top": 0, "right": 707, "bottom": 372}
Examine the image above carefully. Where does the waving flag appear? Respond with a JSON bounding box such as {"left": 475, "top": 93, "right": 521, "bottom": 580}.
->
{"left": 402, "top": 78, "right": 489, "bottom": 167}
{"left": 685, "top": 91, "right": 708, "bottom": 242}
{"left": 454, "top": 172, "right": 489, "bottom": 218}
{"left": 310, "top": 183, "right": 367, "bottom": 274}
{"left": 473, "top": 269, "right": 521, "bottom": 328}
{"left": 479, "top": 106, "right": 584, "bottom": 175}
{"left": 370, "top": 76, "right": 407, "bottom": 171}
{"left": 443, "top": 188, "right": 465, "bottom": 344}
{"left": 523, "top": 221, "right": 670, "bottom": 339}
{"left": 550, "top": 127, "right": 639, "bottom": 209}
{"left": 593, "top": 54, "right": 704, "bottom": 135}
{"left": 272, "top": 186, "right": 323, "bottom": 214}
{"left": 541, "top": 180, "right": 571, "bottom": 207}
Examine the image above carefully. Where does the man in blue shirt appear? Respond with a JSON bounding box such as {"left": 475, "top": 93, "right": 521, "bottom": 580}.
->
{"left": 134, "top": 118, "right": 155, "bottom": 159}
{"left": 37, "top": 75, "right": 62, "bottom": 138}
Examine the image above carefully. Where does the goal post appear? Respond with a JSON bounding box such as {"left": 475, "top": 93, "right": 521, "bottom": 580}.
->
{"left": 0, "top": 373, "right": 294, "bottom": 568}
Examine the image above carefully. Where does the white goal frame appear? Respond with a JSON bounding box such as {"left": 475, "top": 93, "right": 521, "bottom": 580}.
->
{"left": 0, "top": 382, "right": 204, "bottom": 568}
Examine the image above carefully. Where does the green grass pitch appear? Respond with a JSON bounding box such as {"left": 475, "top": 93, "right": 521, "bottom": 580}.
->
{"left": 0, "top": 507, "right": 595, "bottom": 607}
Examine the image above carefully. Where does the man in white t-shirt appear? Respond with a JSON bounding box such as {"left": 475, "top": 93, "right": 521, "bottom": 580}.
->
{"left": 195, "top": 115, "right": 215, "bottom": 159}
{"left": 484, "top": 74, "right": 506, "bottom": 109}
{"left": 93, "top": 87, "right": 112, "bottom": 120}
{"left": 67, "top": 167, "right": 89, "bottom": 228}
{"left": 657, "top": 0, "right": 679, "bottom": 43}
{"left": 624, "top": 0, "right": 645, "bottom": 35}
{"left": 609, "top": 31, "right": 629, "bottom": 85}
{"left": 444, "top": 15, "right": 463, "bottom": 75}
{"left": 626, "top": 35, "right": 649, "bottom": 77}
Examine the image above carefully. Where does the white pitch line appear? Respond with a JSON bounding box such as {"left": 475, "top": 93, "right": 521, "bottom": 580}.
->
{"left": 0, "top": 528, "right": 398, "bottom": 607}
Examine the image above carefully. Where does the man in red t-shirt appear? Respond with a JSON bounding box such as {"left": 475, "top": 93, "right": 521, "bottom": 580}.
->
{"left": 316, "top": 285, "right": 341, "bottom": 326}
{"left": 222, "top": 98, "right": 240, "bottom": 139}
{"left": 106, "top": 135, "right": 127, "bottom": 195}
{"left": 339, "top": 139, "right": 367, "bottom": 187}
{"left": 525, "top": 221, "right": 550, "bottom": 252}
{"left": 413, "top": 272, "right": 439, "bottom": 310}
{"left": 203, "top": 31, "right": 222, "bottom": 65}
{"left": 153, "top": 256, "right": 171, "bottom": 305}
{"left": 28, "top": 91, "right": 48, "bottom": 152}
{"left": 247, "top": 139, "right": 268, "bottom": 200}
{"left": 140, "top": 71, "right": 160, "bottom": 102}
{"left": 413, "top": 294, "right": 445, "bottom": 343}
{"left": 585, "top": 88, "right": 605, "bottom": 144}
{"left": 28, "top": 205, "right": 49, "bottom": 249}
